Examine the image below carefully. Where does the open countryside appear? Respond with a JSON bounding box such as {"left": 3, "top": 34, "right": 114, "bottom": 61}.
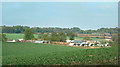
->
{"left": 2, "top": 2, "right": 118, "bottom": 66}
{"left": 1, "top": 26, "right": 119, "bottom": 65}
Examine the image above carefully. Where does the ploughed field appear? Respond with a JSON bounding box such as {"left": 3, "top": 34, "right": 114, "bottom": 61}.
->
{"left": 2, "top": 42, "right": 118, "bottom": 65}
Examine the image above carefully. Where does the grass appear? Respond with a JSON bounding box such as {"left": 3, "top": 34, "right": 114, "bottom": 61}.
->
{"left": 2, "top": 42, "right": 118, "bottom": 65}
{"left": 75, "top": 37, "right": 99, "bottom": 40}
{"left": 5, "top": 33, "right": 38, "bottom": 40}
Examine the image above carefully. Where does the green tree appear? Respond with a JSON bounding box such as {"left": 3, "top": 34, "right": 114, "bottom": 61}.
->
{"left": 83, "top": 36, "right": 91, "bottom": 41}
{"left": 41, "top": 34, "right": 48, "bottom": 40}
{"left": 72, "top": 27, "right": 80, "bottom": 32}
{"left": 51, "top": 33, "right": 60, "bottom": 41}
{"left": 24, "top": 28, "right": 34, "bottom": 40}
{"left": 59, "top": 32, "right": 66, "bottom": 42}
{"left": 1, "top": 33, "right": 7, "bottom": 42}
{"left": 68, "top": 32, "right": 75, "bottom": 40}
{"left": 1, "top": 25, "right": 118, "bottom": 34}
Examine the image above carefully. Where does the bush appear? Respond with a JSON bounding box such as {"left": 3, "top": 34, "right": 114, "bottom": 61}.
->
{"left": 0, "top": 33, "right": 7, "bottom": 42}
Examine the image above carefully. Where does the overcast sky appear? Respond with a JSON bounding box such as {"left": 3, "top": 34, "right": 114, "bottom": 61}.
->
{"left": 2, "top": 2, "right": 118, "bottom": 30}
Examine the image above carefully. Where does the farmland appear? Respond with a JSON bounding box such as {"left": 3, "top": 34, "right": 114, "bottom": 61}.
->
{"left": 2, "top": 42, "right": 118, "bottom": 65}
{"left": 5, "top": 33, "right": 102, "bottom": 41}
{"left": 5, "top": 33, "right": 38, "bottom": 40}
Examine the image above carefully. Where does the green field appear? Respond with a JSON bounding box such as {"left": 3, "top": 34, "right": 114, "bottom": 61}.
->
{"left": 5, "top": 33, "right": 38, "bottom": 40}
{"left": 6, "top": 33, "right": 101, "bottom": 41}
{"left": 2, "top": 42, "right": 118, "bottom": 65}
{"left": 74, "top": 37, "right": 99, "bottom": 41}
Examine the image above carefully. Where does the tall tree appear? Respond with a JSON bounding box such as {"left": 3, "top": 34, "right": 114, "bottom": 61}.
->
{"left": 51, "top": 32, "right": 60, "bottom": 41}
{"left": 59, "top": 32, "right": 66, "bottom": 42}
{"left": 68, "top": 32, "right": 75, "bottom": 40}
{"left": 24, "top": 28, "right": 34, "bottom": 40}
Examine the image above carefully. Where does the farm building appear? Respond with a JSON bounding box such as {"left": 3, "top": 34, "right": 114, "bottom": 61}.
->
{"left": 36, "top": 33, "right": 42, "bottom": 34}
{"left": 35, "top": 41, "right": 44, "bottom": 43}
{"left": 69, "top": 40, "right": 88, "bottom": 46}
{"left": 35, "top": 40, "right": 50, "bottom": 43}
{"left": 66, "top": 40, "right": 71, "bottom": 43}
{"left": 7, "top": 39, "right": 16, "bottom": 42}
{"left": 88, "top": 43, "right": 94, "bottom": 47}
{"left": 68, "top": 40, "right": 111, "bottom": 47}
{"left": 18, "top": 39, "right": 24, "bottom": 42}
{"left": 97, "top": 43, "right": 110, "bottom": 47}
{"left": 25, "top": 40, "right": 35, "bottom": 43}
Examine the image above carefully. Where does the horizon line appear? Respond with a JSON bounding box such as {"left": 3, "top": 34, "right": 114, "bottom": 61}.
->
{"left": 1, "top": 25, "right": 118, "bottom": 30}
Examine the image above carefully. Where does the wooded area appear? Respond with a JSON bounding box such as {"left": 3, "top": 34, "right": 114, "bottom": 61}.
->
{"left": 1, "top": 25, "right": 118, "bottom": 34}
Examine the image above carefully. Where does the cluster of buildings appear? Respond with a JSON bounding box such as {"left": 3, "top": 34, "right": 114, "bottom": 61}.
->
{"left": 6, "top": 38, "right": 110, "bottom": 47}
{"left": 66, "top": 40, "right": 110, "bottom": 47}
{"left": 6, "top": 39, "right": 51, "bottom": 44}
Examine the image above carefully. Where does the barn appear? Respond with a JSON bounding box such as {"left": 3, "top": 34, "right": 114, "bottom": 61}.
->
{"left": 69, "top": 40, "right": 86, "bottom": 46}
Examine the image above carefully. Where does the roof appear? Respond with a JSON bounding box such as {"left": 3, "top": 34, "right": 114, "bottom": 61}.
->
{"left": 71, "top": 40, "right": 85, "bottom": 43}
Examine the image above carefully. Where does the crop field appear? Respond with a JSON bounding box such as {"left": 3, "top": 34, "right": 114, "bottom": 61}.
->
{"left": 2, "top": 42, "right": 118, "bottom": 65}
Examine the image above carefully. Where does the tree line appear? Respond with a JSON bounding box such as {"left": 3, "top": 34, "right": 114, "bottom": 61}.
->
{"left": 1, "top": 25, "right": 118, "bottom": 34}
{"left": 1, "top": 28, "right": 119, "bottom": 44}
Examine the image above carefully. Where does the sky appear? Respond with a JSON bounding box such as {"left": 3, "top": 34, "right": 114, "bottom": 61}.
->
{"left": 2, "top": 2, "right": 118, "bottom": 30}
{"left": 1, "top": 0, "right": 119, "bottom": 2}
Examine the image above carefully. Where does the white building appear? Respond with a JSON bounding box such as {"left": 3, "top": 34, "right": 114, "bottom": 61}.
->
{"left": 66, "top": 40, "right": 71, "bottom": 43}
{"left": 88, "top": 43, "right": 94, "bottom": 47}
{"left": 35, "top": 41, "right": 44, "bottom": 43}
{"left": 18, "top": 39, "right": 24, "bottom": 41}
{"left": 69, "top": 43, "right": 74, "bottom": 46}
{"left": 7, "top": 40, "right": 16, "bottom": 42}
